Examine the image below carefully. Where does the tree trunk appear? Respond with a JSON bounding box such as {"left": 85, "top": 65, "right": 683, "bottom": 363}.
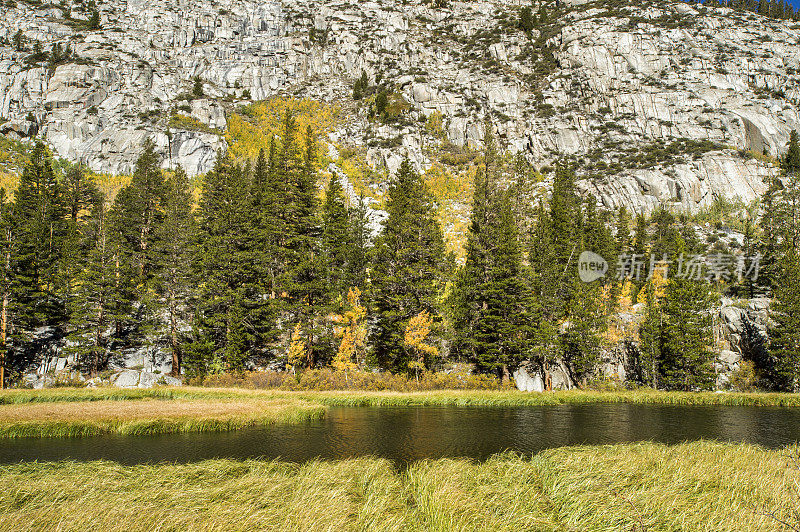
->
{"left": 170, "top": 303, "right": 181, "bottom": 377}
{"left": 0, "top": 289, "right": 6, "bottom": 389}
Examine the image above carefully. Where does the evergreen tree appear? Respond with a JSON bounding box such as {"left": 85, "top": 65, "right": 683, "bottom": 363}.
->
{"left": 10, "top": 143, "right": 69, "bottom": 360}
{"left": 61, "top": 163, "right": 101, "bottom": 317}
{"left": 88, "top": 9, "right": 101, "bottom": 30}
{"left": 450, "top": 124, "right": 535, "bottom": 379}
{"left": 191, "top": 154, "right": 258, "bottom": 374}
{"left": 250, "top": 142, "right": 284, "bottom": 305}
{"left": 321, "top": 174, "right": 350, "bottom": 301}
{"left": 637, "top": 275, "right": 664, "bottom": 388}
{"left": 472, "top": 191, "right": 535, "bottom": 379}
{"left": 768, "top": 251, "right": 800, "bottom": 390}
{"left": 110, "top": 139, "right": 167, "bottom": 289}
{"left": 642, "top": 278, "right": 716, "bottom": 391}
{"left": 550, "top": 163, "right": 580, "bottom": 267}
{"left": 371, "top": 159, "right": 448, "bottom": 371}
{"left": 285, "top": 124, "right": 325, "bottom": 367}
{"left": 66, "top": 193, "right": 115, "bottom": 375}
{"left": 345, "top": 193, "right": 371, "bottom": 291}
{"left": 12, "top": 30, "right": 24, "bottom": 52}
{"left": 151, "top": 167, "right": 195, "bottom": 376}
{"left": 519, "top": 6, "right": 534, "bottom": 34}
{"left": 449, "top": 130, "right": 494, "bottom": 365}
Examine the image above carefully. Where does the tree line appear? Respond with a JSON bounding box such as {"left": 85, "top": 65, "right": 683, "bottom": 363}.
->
{"left": 2, "top": 115, "right": 800, "bottom": 392}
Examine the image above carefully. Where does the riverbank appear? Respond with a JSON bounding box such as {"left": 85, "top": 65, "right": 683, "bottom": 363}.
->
{"left": 0, "top": 396, "right": 325, "bottom": 438}
{"left": 0, "top": 441, "right": 795, "bottom": 531}
{"left": 3, "top": 387, "right": 800, "bottom": 407}
{"left": 291, "top": 389, "right": 800, "bottom": 407}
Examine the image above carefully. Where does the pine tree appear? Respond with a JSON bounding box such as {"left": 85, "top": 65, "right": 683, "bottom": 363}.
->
{"left": 768, "top": 251, "right": 800, "bottom": 390}
{"left": 450, "top": 123, "right": 535, "bottom": 379}
{"left": 248, "top": 145, "right": 281, "bottom": 355}
{"left": 763, "top": 131, "right": 800, "bottom": 390}
{"left": 345, "top": 193, "right": 371, "bottom": 291}
{"left": 449, "top": 139, "right": 493, "bottom": 364}
{"left": 284, "top": 124, "right": 325, "bottom": 367}
{"left": 550, "top": 163, "right": 580, "bottom": 267}
{"left": 11, "top": 142, "right": 69, "bottom": 358}
{"left": 66, "top": 193, "right": 115, "bottom": 375}
{"left": 151, "top": 166, "right": 195, "bottom": 376}
{"left": 110, "top": 139, "right": 167, "bottom": 289}
{"left": 371, "top": 159, "right": 448, "bottom": 371}
{"left": 191, "top": 154, "right": 257, "bottom": 374}
{"left": 637, "top": 273, "right": 664, "bottom": 388}
{"left": 321, "top": 174, "right": 350, "bottom": 301}
{"left": 12, "top": 30, "right": 24, "bottom": 52}
{"left": 61, "top": 163, "right": 101, "bottom": 320}
{"left": 473, "top": 191, "right": 535, "bottom": 379}
{"left": 88, "top": 9, "right": 100, "bottom": 30}
{"left": 653, "top": 278, "right": 716, "bottom": 391}
{"left": 529, "top": 199, "right": 559, "bottom": 318}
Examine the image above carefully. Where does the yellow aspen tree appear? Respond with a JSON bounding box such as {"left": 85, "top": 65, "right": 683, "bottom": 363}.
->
{"left": 287, "top": 323, "right": 306, "bottom": 371}
{"left": 332, "top": 288, "right": 366, "bottom": 381}
{"left": 404, "top": 311, "right": 438, "bottom": 381}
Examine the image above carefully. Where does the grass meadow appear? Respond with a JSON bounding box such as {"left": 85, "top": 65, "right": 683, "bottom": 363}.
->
{"left": 0, "top": 441, "right": 796, "bottom": 531}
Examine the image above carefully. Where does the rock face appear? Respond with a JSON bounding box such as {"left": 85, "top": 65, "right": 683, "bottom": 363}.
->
{"left": 110, "top": 369, "right": 181, "bottom": 388}
{"left": 1, "top": 0, "right": 797, "bottom": 213}
{"left": 513, "top": 366, "right": 544, "bottom": 392}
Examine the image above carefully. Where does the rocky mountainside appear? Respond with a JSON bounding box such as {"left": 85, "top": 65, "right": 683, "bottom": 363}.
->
{"left": 1, "top": 0, "right": 799, "bottom": 213}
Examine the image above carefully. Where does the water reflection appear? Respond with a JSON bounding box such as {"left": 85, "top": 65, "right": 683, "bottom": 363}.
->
{"left": 1, "top": 404, "right": 798, "bottom": 464}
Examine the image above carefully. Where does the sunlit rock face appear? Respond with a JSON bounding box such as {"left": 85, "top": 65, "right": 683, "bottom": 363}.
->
{"left": 1, "top": 0, "right": 797, "bottom": 212}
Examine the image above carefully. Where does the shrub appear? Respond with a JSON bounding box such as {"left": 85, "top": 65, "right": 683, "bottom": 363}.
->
{"left": 728, "top": 360, "right": 758, "bottom": 392}
{"left": 199, "top": 369, "right": 512, "bottom": 391}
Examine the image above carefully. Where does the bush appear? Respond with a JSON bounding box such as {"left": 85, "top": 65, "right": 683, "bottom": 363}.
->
{"left": 728, "top": 360, "right": 758, "bottom": 392}
{"left": 199, "top": 369, "right": 512, "bottom": 391}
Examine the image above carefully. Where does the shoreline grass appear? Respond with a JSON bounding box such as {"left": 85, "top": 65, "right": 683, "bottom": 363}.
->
{"left": 0, "top": 441, "right": 796, "bottom": 531}
{"left": 0, "top": 398, "right": 325, "bottom": 438}
{"left": 3, "top": 387, "right": 800, "bottom": 407}
{"left": 292, "top": 389, "right": 800, "bottom": 408}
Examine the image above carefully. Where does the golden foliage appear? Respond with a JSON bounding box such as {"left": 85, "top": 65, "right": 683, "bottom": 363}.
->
{"left": 91, "top": 171, "right": 132, "bottom": 203}
{"left": 168, "top": 114, "right": 222, "bottom": 135}
{"left": 425, "top": 111, "right": 446, "bottom": 139}
{"left": 332, "top": 287, "right": 367, "bottom": 374}
{"left": 226, "top": 97, "right": 341, "bottom": 161}
{"left": 636, "top": 269, "right": 667, "bottom": 305}
{"left": 618, "top": 280, "right": 634, "bottom": 310}
{"left": 286, "top": 324, "right": 307, "bottom": 370}
{"left": 404, "top": 311, "right": 439, "bottom": 375}
{"left": 0, "top": 172, "right": 19, "bottom": 195}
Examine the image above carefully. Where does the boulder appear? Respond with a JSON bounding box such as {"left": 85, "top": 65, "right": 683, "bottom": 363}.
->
{"left": 0, "top": 119, "right": 37, "bottom": 137}
{"left": 112, "top": 370, "right": 140, "bottom": 388}
{"left": 137, "top": 371, "right": 159, "bottom": 389}
{"left": 161, "top": 375, "right": 182, "bottom": 386}
{"left": 513, "top": 366, "right": 544, "bottom": 392}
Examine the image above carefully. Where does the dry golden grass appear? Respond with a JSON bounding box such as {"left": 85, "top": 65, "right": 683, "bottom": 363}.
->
{"left": 0, "top": 441, "right": 796, "bottom": 531}
{"left": 0, "top": 398, "right": 325, "bottom": 437}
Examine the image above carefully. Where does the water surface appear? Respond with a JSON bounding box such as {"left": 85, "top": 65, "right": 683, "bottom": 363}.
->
{"left": 2, "top": 404, "right": 799, "bottom": 464}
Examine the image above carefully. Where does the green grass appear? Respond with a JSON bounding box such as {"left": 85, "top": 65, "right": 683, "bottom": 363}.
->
{"left": 0, "top": 387, "right": 241, "bottom": 405}
{"left": 0, "top": 441, "right": 796, "bottom": 531}
{"left": 4, "top": 387, "right": 800, "bottom": 407}
{"left": 290, "top": 389, "right": 800, "bottom": 408}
